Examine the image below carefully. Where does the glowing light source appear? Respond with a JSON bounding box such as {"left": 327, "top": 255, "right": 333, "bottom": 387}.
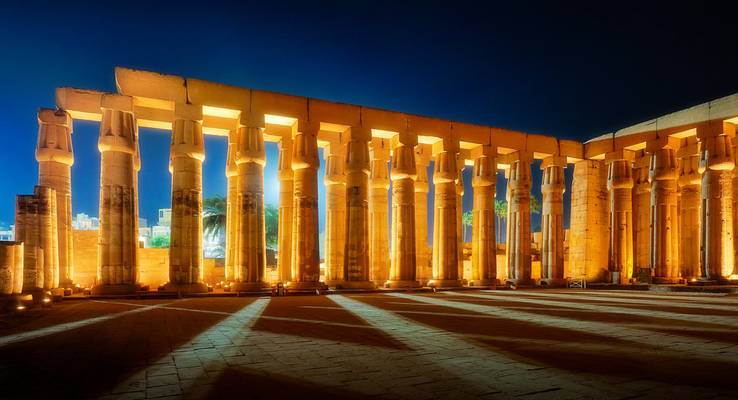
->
{"left": 16, "top": 305, "right": 26, "bottom": 311}
{"left": 728, "top": 274, "right": 738, "bottom": 281}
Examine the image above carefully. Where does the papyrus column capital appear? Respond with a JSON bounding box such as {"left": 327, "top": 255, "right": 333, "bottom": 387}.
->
{"left": 36, "top": 108, "right": 74, "bottom": 166}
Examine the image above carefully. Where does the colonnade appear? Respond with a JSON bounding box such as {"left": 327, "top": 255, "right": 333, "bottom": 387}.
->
{"left": 17, "top": 71, "right": 738, "bottom": 295}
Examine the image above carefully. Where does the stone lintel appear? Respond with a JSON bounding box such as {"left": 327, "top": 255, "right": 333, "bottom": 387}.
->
{"left": 101, "top": 94, "right": 134, "bottom": 113}
{"left": 174, "top": 103, "right": 203, "bottom": 121}
{"left": 696, "top": 121, "right": 736, "bottom": 140}
{"left": 604, "top": 149, "right": 635, "bottom": 163}
{"left": 645, "top": 136, "right": 681, "bottom": 152}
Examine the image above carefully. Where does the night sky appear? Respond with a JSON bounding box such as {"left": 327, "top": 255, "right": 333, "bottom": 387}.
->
{"left": 1, "top": 1, "right": 737, "bottom": 239}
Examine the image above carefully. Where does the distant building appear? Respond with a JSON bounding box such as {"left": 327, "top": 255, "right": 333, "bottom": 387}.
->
{"left": 157, "top": 209, "right": 171, "bottom": 227}
{"left": 0, "top": 225, "right": 14, "bottom": 241}
{"left": 139, "top": 217, "right": 148, "bottom": 228}
{"left": 72, "top": 213, "right": 99, "bottom": 230}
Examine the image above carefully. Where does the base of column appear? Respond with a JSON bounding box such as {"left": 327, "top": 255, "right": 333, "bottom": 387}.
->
{"left": 160, "top": 282, "right": 209, "bottom": 294}
{"left": 427, "top": 279, "right": 463, "bottom": 288}
{"left": 652, "top": 277, "right": 684, "bottom": 285}
{"left": 91, "top": 283, "right": 139, "bottom": 296}
{"left": 334, "top": 280, "right": 377, "bottom": 290}
{"left": 230, "top": 281, "right": 270, "bottom": 292}
{"left": 467, "top": 279, "right": 498, "bottom": 288}
{"left": 505, "top": 278, "right": 536, "bottom": 288}
{"left": 538, "top": 278, "right": 567, "bottom": 287}
{"left": 324, "top": 279, "right": 344, "bottom": 289}
{"left": 385, "top": 280, "right": 421, "bottom": 289}
{"left": 286, "top": 281, "right": 328, "bottom": 291}
{"left": 692, "top": 277, "right": 731, "bottom": 285}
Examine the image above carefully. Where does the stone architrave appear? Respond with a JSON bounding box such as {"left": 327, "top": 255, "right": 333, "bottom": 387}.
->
{"left": 36, "top": 109, "right": 74, "bottom": 287}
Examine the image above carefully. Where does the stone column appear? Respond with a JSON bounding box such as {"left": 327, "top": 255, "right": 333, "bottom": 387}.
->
{"left": 0, "top": 242, "right": 23, "bottom": 295}
{"left": 224, "top": 129, "right": 239, "bottom": 283}
{"left": 469, "top": 147, "right": 497, "bottom": 287}
{"left": 233, "top": 114, "right": 268, "bottom": 291}
{"left": 632, "top": 154, "right": 651, "bottom": 275}
{"left": 16, "top": 186, "right": 58, "bottom": 292}
{"left": 36, "top": 109, "right": 74, "bottom": 288}
{"left": 166, "top": 104, "right": 207, "bottom": 293}
{"left": 324, "top": 139, "right": 347, "bottom": 287}
{"left": 94, "top": 95, "right": 139, "bottom": 295}
{"left": 414, "top": 144, "right": 432, "bottom": 285}
{"left": 678, "top": 140, "right": 701, "bottom": 280}
{"left": 388, "top": 133, "right": 420, "bottom": 288}
{"left": 343, "top": 126, "right": 374, "bottom": 288}
{"left": 568, "top": 160, "right": 609, "bottom": 281}
{"left": 606, "top": 152, "right": 634, "bottom": 283}
{"left": 431, "top": 141, "right": 463, "bottom": 288}
{"left": 698, "top": 122, "right": 735, "bottom": 282}
{"left": 540, "top": 156, "right": 566, "bottom": 286}
{"left": 368, "top": 138, "right": 391, "bottom": 285}
{"left": 289, "top": 121, "right": 325, "bottom": 290}
{"left": 648, "top": 140, "right": 680, "bottom": 283}
{"left": 506, "top": 152, "right": 533, "bottom": 286}
{"left": 277, "top": 135, "right": 294, "bottom": 283}
{"left": 456, "top": 158, "right": 466, "bottom": 282}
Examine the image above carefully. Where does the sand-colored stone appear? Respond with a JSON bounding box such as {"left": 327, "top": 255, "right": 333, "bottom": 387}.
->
{"left": 277, "top": 135, "right": 294, "bottom": 283}
{"left": 698, "top": 123, "right": 735, "bottom": 281}
{"left": 0, "top": 242, "right": 23, "bottom": 295}
{"left": 233, "top": 115, "right": 268, "bottom": 291}
{"left": 506, "top": 152, "right": 533, "bottom": 285}
{"left": 431, "top": 147, "right": 463, "bottom": 288}
{"left": 414, "top": 144, "right": 432, "bottom": 285}
{"left": 649, "top": 147, "right": 680, "bottom": 283}
{"left": 16, "top": 186, "right": 58, "bottom": 291}
{"left": 224, "top": 129, "right": 239, "bottom": 282}
{"left": 342, "top": 127, "right": 374, "bottom": 289}
{"left": 469, "top": 149, "right": 497, "bottom": 287}
{"left": 36, "top": 109, "right": 74, "bottom": 287}
{"left": 324, "top": 138, "right": 346, "bottom": 287}
{"left": 456, "top": 157, "right": 465, "bottom": 282}
{"left": 388, "top": 134, "right": 420, "bottom": 288}
{"left": 368, "top": 138, "right": 390, "bottom": 285}
{"left": 632, "top": 154, "right": 651, "bottom": 272}
{"left": 165, "top": 104, "right": 207, "bottom": 293}
{"left": 607, "top": 158, "right": 634, "bottom": 283}
{"left": 95, "top": 96, "right": 139, "bottom": 295}
{"left": 678, "top": 145, "right": 701, "bottom": 280}
{"left": 568, "top": 160, "right": 609, "bottom": 282}
{"left": 540, "top": 156, "right": 566, "bottom": 286}
{"left": 289, "top": 122, "right": 325, "bottom": 290}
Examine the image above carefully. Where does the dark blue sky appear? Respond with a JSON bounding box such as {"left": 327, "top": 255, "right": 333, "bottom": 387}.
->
{"left": 1, "top": 1, "right": 737, "bottom": 234}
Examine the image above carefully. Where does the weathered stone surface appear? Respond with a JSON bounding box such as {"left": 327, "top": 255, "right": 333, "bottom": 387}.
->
{"left": 678, "top": 149, "right": 701, "bottom": 280}
{"left": 469, "top": 151, "right": 496, "bottom": 286}
{"left": 431, "top": 149, "right": 462, "bottom": 288}
{"left": 324, "top": 139, "right": 346, "bottom": 287}
{"left": 277, "top": 135, "right": 294, "bottom": 283}
{"left": 649, "top": 148, "right": 680, "bottom": 283}
{"left": 368, "top": 138, "right": 390, "bottom": 285}
{"left": 568, "top": 160, "right": 609, "bottom": 282}
{"left": 0, "top": 241, "right": 23, "bottom": 295}
{"left": 342, "top": 127, "right": 373, "bottom": 288}
{"left": 16, "top": 186, "right": 58, "bottom": 291}
{"left": 95, "top": 99, "right": 139, "bottom": 294}
{"left": 388, "top": 139, "right": 419, "bottom": 288}
{"left": 506, "top": 152, "right": 533, "bottom": 285}
{"left": 607, "top": 158, "right": 634, "bottom": 283}
{"left": 632, "top": 154, "right": 651, "bottom": 271}
{"left": 224, "top": 129, "right": 239, "bottom": 283}
{"left": 36, "top": 108, "right": 74, "bottom": 287}
{"left": 540, "top": 156, "right": 565, "bottom": 286}
{"left": 414, "top": 144, "right": 432, "bottom": 285}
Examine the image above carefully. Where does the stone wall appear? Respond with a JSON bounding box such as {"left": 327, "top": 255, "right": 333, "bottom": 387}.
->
{"left": 568, "top": 160, "right": 610, "bottom": 282}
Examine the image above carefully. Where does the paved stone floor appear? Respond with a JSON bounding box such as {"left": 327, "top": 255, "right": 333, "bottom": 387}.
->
{"left": 1, "top": 290, "right": 737, "bottom": 399}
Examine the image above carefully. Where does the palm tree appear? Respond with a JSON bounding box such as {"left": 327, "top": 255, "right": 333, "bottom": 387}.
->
{"left": 530, "top": 194, "right": 542, "bottom": 215}
{"left": 265, "top": 203, "right": 279, "bottom": 250}
{"left": 203, "top": 195, "right": 226, "bottom": 241}
{"left": 462, "top": 210, "right": 473, "bottom": 242}
{"left": 494, "top": 199, "right": 506, "bottom": 244}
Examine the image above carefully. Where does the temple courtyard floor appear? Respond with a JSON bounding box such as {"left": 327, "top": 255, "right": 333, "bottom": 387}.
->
{"left": 1, "top": 289, "right": 737, "bottom": 399}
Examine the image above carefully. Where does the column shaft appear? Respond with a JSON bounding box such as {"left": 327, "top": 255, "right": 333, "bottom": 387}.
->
{"left": 456, "top": 161, "right": 465, "bottom": 281}
{"left": 431, "top": 150, "right": 462, "bottom": 287}
{"left": 540, "top": 157, "right": 565, "bottom": 285}
{"left": 607, "top": 158, "right": 634, "bottom": 283}
{"left": 224, "top": 130, "right": 239, "bottom": 283}
{"left": 36, "top": 109, "right": 74, "bottom": 287}
{"left": 414, "top": 145, "right": 432, "bottom": 284}
{"left": 506, "top": 155, "right": 533, "bottom": 285}
{"left": 470, "top": 153, "right": 496, "bottom": 286}
{"left": 649, "top": 148, "right": 680, "bottom": 282}
{"left": 324, "top": 143, "right": 346, "bottom": 286}
{"left": 388, "top": 142, "right": 419, "bottom": 287}
{"left": 368, "top": 139, "right": 390, "bottom": 284}
{"left": 343, "top": 127, "right": 373, "bottom": 288}
{"left": 167, "top": 108, "right": 206, "bottom": 293}
{"left": 277, "top": 137, "right": 294, "bottom": 283}
{"left": 234, "top": 122, "right": 267, "bottom": 291}
{"left": 699, "top": 130, "right": 735, "bottom": 281}
{"left": 95, "top": 98, "right": 139, "bottom": 295}
{"left": 289, "top": 124, "right": 325, "bottom": 290}
{"left": 16, "top": 186, "right": 58, "bottom": 291}
{"left": 632, "top": 156, "right": 651, "bottom": 272}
